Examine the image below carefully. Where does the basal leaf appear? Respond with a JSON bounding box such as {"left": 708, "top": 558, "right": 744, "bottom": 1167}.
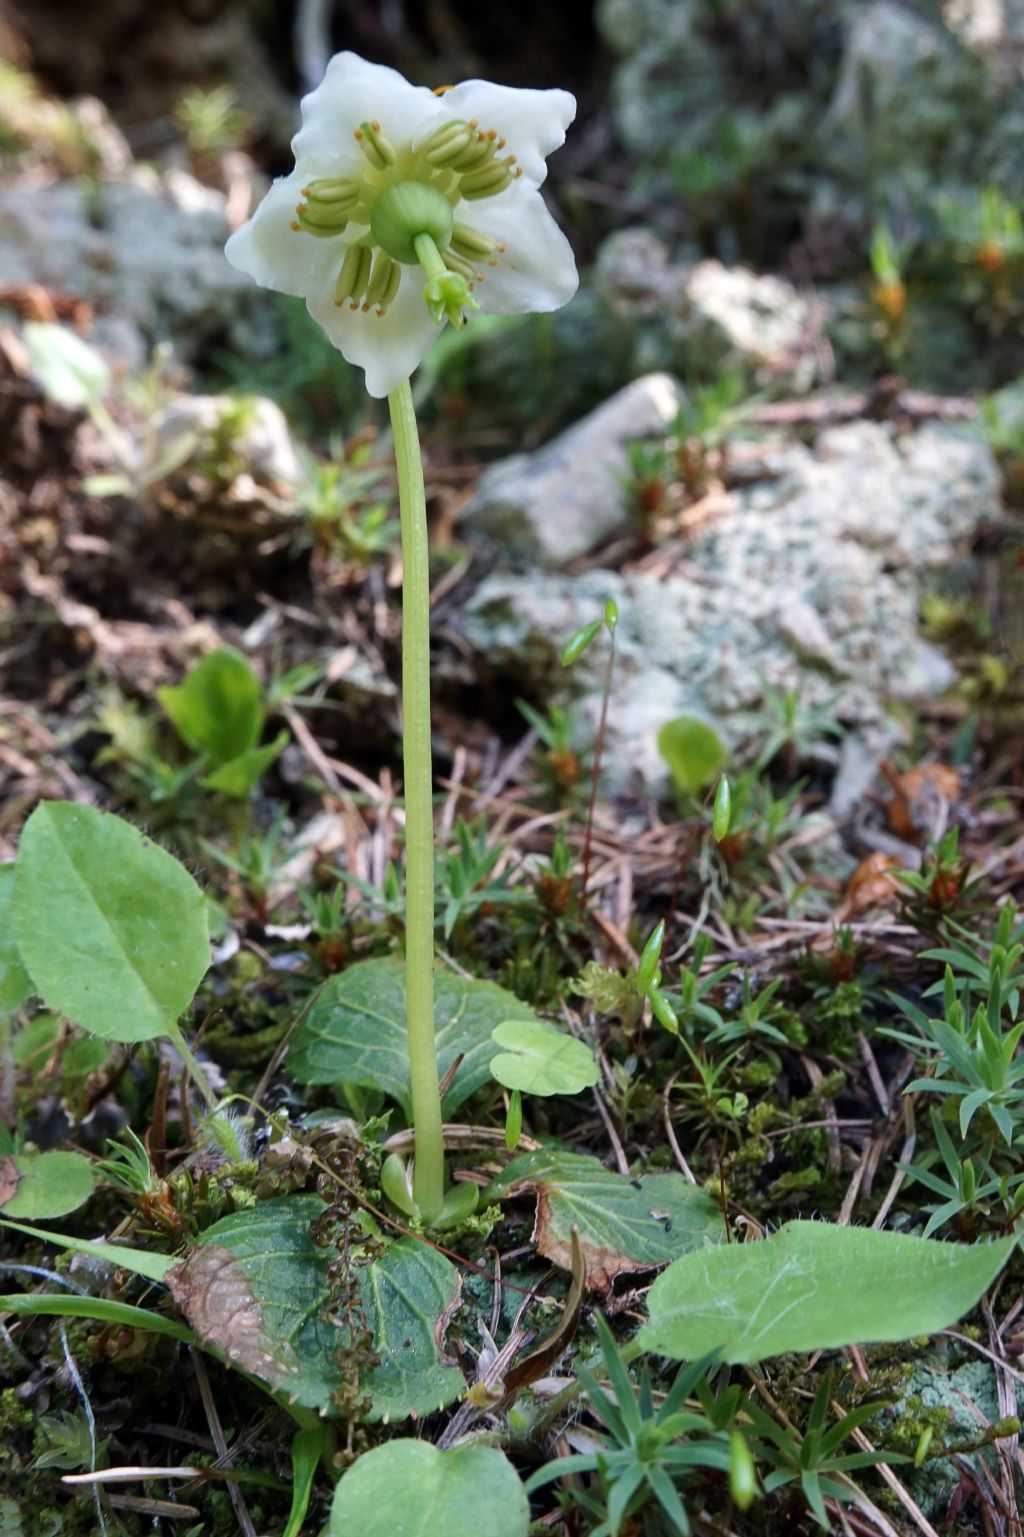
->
{"left": 0, "top": 1151, "right": 94, "bottom": 1220}
{"left": 0, "top": 1292, "right": 195, "bottom": 1344}
{"left": 657, "top": 716, "right": 727, "bottom": 797}
{"left": 0, "top": 1219, "right": 177, "bottom": 1282}
{"left": 22, "top": 322, "right": 110, "bottom": 409}
{"left": 168, "top": 1195, "right": 464, "bottom": 1419}
{"left": 489, "top": 1018, "right": 599, "bottom": 1096}
{"left": 288, "top": 960, "right": 542, "bottom": 1117}
{"left": 329, "top": 1440, "right": 529, "bottom": 1537}
{"left": 13, "top": 802, "right": 209, "bottom": 1042}
{"left": 200, "top": 732, "right": 288, "bottom": 798}
{"left": 639, "top": 1220, "right": 1016, "bottom": 1364}
{"left": 157, "top": 647, "right": 263, "bottom": 767}
{"left": 486, "top": 1150, "right": 725, "bottom": 1293}
{"left": 0, "top": 865, "right": 31, "bottom": 1013}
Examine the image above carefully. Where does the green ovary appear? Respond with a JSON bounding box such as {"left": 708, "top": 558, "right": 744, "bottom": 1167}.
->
{"left": 293, "top": 114, "right": 511, "bottom": 323}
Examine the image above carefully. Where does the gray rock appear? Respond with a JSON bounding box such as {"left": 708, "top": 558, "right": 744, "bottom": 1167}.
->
{"left": 0, "top": 168, "right": 254, "bottom": 368}
{"left": 147, "top": 393, "right": 303, "bottom": 489}
{"left": 463, "top": 373, "right": 686, "bottom": 566}
{"left": 462, "top": 421, "right": 1000, "bottom": 797}
{"left": 597, "top": 233, "right": 825, "bottom": 389}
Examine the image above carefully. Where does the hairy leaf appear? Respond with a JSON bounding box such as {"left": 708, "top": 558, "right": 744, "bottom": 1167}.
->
{"left": 168, "top": 1195, "right": 464, "bottom": 1419}
{"left": 487, "top": 1150, "right": 725, "bottom": 1292}
{"left": 13, "top": 802, "right": 209, "bottom": 1042}
{"left": 640, "top": 1220, "right": 1016, "bottom": 1363}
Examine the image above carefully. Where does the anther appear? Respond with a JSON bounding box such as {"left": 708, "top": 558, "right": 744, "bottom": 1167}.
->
{"left": 355, "top": 120, "right": 396, "bottom": 169}
{"left": 450, "top": 134, "right": 496, "bottom": 172}
{"left": 451, "top": 222, "right": 498, "bottom": 260}
{"left": 334, "top": 243, "right": 373, "bottom": 306}
{"left": 459, "top": 161, "right": 514, "bottom": 199}
{"left": 424, "top": 119, "right": 475, "bottom": 166}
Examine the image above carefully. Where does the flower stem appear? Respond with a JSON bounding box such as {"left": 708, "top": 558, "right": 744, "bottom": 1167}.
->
{"left": 388, "top": 377, "right": 444, "bottom": 1224}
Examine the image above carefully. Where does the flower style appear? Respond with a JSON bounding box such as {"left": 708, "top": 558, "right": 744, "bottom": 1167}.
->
{"left": 226, "top": 53, "right": 579, "bottom": 398}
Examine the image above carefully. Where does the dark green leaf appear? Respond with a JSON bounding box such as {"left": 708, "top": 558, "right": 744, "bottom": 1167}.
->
{"left": 288, "top": 960, "right": 542, "bottom": 1116}
{"left": 486, "top": 1150, "right": 725, "bottom": 1292}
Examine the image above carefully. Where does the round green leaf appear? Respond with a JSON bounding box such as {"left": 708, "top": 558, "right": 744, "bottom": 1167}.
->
{"left": 13, "top": 802, "right": 209, "bottom": 1042}
{"left": 657, "top": 715, "right": 727, "bottom": 796}
{"left": 157, "top": 647, "right": 263, "bottom": 767}
{"left": 329, "top": 1440, "right": 529, "bottom": 1537}
{"left": 489, "top": 1018, "right": 599, "bottom": 1096}
{"left": 0, "top": 864, "right": 31, "bottom": 1012}
{"left": 0, "top": 1150, "right": 94, "bottom": 1220}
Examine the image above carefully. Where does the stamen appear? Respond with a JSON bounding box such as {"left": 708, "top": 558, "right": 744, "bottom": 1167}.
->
{"left": 423, "top": 119, "right": 474, "bottom": 166}
{"left": 449, "top": 134, "right": 496, "bottom": 173}
{"left": 354, "top": 120, "right": 396, "bottom": 170}
{"left": 451, "top": 222, "right": 498, "bottom": 260}
{"left": 294, "top": 205, "right": 350, "bottom": 237}
{"left": 376, "top": 262, "right": 402, "bottom": 314}
{"left": 334, "top": 243, "right": 373, "bottom": 306}
{"left": 443, "top": 249, "right": 475, "bottom": 281}
{"left": 365, "top": 250, "right": 398, "bottom": 309}
{"left": 459, "top": 161, "right": 514, "bottom": 199}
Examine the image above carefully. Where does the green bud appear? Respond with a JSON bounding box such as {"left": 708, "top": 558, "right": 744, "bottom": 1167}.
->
{"left": 636, "top": 920, "right": 665, "bottom": 994}
{"left": 371, "top": 180, "right": 455, "bottom": 265}
{"left": 729, "top": 1431, "right": 757, "bottom": 1510}
{"left": 505, "top": 1088, "right": 523, "bottom": 1152}
{"left": 604, "top": 597, "right": 619, "bottom": 630}
{"left": 914, "top": 1427, "right": 934, "bottom": 1467}
{"left": 713, "top": 775, "right": 732, "bottom": 842}
{"left": 649, "top": 986, "right": 679, "bottom": 1035}
{"left": 561, "top": 618, "right": 602, "bottom": 668}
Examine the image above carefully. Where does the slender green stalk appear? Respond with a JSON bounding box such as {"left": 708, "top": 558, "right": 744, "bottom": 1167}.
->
{"left": 167, "top": 1021, "right": 219, "bottom": 1115}
{"left": 388, "top": 378, "right": 444, "bottom": 1223}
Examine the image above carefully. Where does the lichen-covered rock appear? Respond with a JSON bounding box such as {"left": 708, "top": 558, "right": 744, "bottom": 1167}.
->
{"left": 0, "top": 168, "right": 256, "bottom": 367}
{"left": 463, "top": 373, "right": 686, "bottom": 566}
{"left": 895, "top": 1355, "right": 1017, "bottom": 1516}
{"left": 462, "top": 421, "right": 1000, "bottom": 796}
{"left": 597, "top": 232, "right": 825, "bottom": 389}
{"left": 148, "top": 394, "right": 303, "bottom": 490}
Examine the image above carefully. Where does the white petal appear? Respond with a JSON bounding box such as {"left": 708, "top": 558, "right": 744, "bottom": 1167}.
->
{"left": 438, "top": 80, "right": 575, "bottom": 186}
{"left": 462, "top": 180, "right": 578, "bottom": 316}
{"left": 292, "top": 51, "right": 447, "bottom": 169}
{"left": 305, "top": 267, "right": 442, "bottom": 399}
{"left": 225, "top": 172, "right": 342, "bottom": 298}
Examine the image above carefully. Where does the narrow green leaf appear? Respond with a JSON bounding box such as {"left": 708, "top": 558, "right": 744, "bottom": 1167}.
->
{"left": 712, "top": 776, "right": 732, "bottom": 841}
{"left": 0, "top": 1292, "right": 195, "bottom": 1343}
{"left": 22, "top": 322, "right": 110, "bottom": 409}
{"left": 329, "top": 1440, "right": 529, "bottom": 1537}
{"left": 282, "top": 1426, "right": 326, "bottom": 1537}
{"left": 640, "top": 1221, "right": 1015, "bottom": 1363}
{"left": 0, "top": 1219, "right": 177, "bottom": 1282}
{"left": 13, "top": 802, "right": 209, "bottom": 1043}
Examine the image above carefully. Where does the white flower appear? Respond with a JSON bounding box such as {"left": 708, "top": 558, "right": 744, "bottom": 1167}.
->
{"left": 225, "top": 53, "right": 579, "bottom": 399}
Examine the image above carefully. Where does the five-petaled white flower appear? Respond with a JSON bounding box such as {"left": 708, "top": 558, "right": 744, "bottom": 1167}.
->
{"left": 225, "top": 52, "right": 579, "bottom": 398}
